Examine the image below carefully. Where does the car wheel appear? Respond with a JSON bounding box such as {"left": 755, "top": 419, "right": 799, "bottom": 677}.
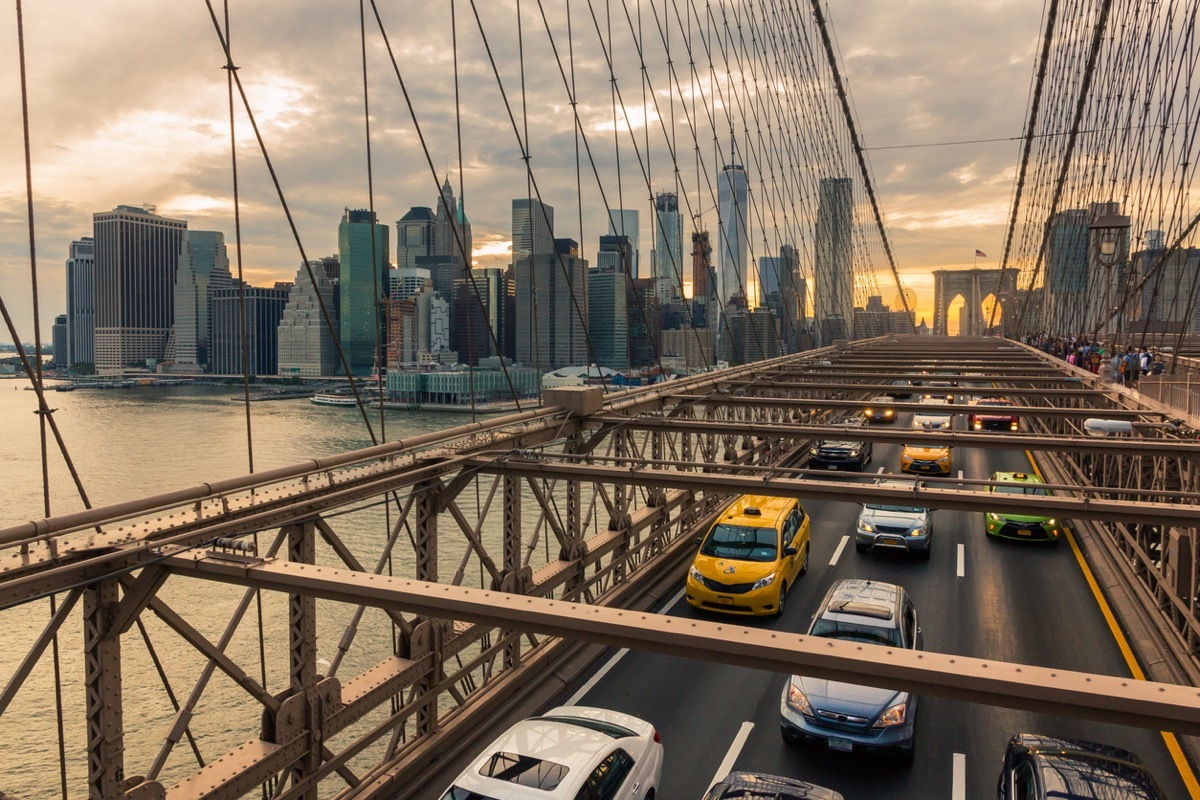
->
{"left": 855, "top": 541, "right": 868, "bottom": 554}
{"left": 799, "top": 545, "right": 809, "bottom": 575}
{"left": 645, "top": 791, "right": 655, "bottom": 800}
{"left": 920, "top": 544, "right": 932, "bottom": 560}
{"left": 895, "top": 743, "right": 915, "bottom": 766}
{"left": 776, "top": 582, "right": 787, "bottom": 617}
{"left": 781, "top": 728, "right": 801, "bottom": 746}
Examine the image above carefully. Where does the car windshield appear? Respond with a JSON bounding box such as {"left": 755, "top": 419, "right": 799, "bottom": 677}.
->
{"left": 539, "top": 715, "right": 636, "bottom": 739}
{"left": 809, "top": 618, "right": 903, "bottom": 647}
{"left": 993, "top": 483, "right": 1048, "bottom": 496}
{"left": 700, "top": 524, "right": 778, "bottom": 562}
{"left": 1039, "top": 756, "right": 1165, "bottom": 799}
{"left": 441, "top": 788, "right": 500, "bottom": 800}
{"left": 478, "top": 751, "right": 569, "bottom": 789}
{"left": 865, "top": 503, "right": 923, "bottom": 514}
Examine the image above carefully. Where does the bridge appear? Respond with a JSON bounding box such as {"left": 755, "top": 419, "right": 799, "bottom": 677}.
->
{"left": 3, "top": 0, "right": 1200, "bottom": 798}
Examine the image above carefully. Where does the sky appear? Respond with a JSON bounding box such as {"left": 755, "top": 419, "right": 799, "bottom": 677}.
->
{"left": 0, "top": 0, "right": 1046, "bottom": 343}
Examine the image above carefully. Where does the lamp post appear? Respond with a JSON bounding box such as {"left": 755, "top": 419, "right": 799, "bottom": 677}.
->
{"left": 1088, "top": 211, "right": 1130, "bottom": 346}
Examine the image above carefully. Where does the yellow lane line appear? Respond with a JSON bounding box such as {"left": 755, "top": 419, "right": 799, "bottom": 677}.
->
{"left": 1025, "top": 451, "right": 1200, "bottom": 797}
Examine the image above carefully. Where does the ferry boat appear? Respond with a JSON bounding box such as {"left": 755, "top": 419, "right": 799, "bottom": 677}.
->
{"left": 310, "top": 391, "right": 359, "bottom": 406}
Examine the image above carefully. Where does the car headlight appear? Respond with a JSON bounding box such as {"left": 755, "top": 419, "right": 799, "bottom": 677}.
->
{"left": 909, "top": 525, "right": 925, "bottom": 537}
{"left": 809, "top": 446, "right": 819, "bottom": 455}
{"left": 864, "top": 408, "right": 873, "bottom": 416}
{"left": 872, "top": 701, "right": 907, "bottom": 728}
{"left": 884, "top": 409, "right": 894, "bottom": 416}
{"left": 858, "top": 521, "right": 875, "bottom": 533}
{"left": 689, "top": 566, "right": 703, "bottom": 582}
{"left": 786, "top": 682, "right": 813, "bottom": 716}
{"left": 987, "top": 513, "right": 1001, "bottom": 521}
{"left": 973, "top": 420, "right": 981, "bottom": 429}
{"left": 1010, "top": 422, "right": 1019, "bottom": 431}
{"left": 937, "top": 456, "right": 949, "bottom": 463}
{"left": 1045, "top": 519, "right": 1057, "bottom": 526}
{"left": 849, "top": 447, "right": 862, "bottom": 457}
{"left": 751, "top": 572, "right": 776, "bottom": 590}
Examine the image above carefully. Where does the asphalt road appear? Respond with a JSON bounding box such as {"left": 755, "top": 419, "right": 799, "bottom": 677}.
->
{"left": 568, "top": 401, "right": 1196, "bottom": 799}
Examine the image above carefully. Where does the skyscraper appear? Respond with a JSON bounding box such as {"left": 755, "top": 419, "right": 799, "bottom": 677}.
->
{"left": 452, "top": 267, "right": 514, "bottom": 366}
{"left": 653, "top": 192, "right": 683, "bottom": 305}
{"left": 210, "top": 284, "right": 289, "bottom": 376}
{"left": 338, "top": 208, "right": 389, "bottom": 374}
{"left": 691, "top": 231, "right": 716, "bottom": 329}
{"left": 65, "top": 237, "right": 95, "bottom": 370}
{"left": 512, "top": 198, "right": 555, "bottom": 262}
{"left": 607, "top": 209, "right": 640, "bottom": 278}
{"left": 718, "top": 161, "right": 749, "bottom": 319}
{"left": 515, "top": 238, "right": 587, "bottom": 371}
{"left": 396, "top": 207, "right": 435, "bottom": 269}
{"left": 51, "top": 315, "right": 68, "bottom": 367}
{"left": 389, "top": 267, "right": 432, "bottom": 301}
{"left": 277, "top": 261, "right": 340, "bottom": 376}
{"left": 815, "top": 177, "right": 853, "bottom": 345}
{"left": 589, "top": 236, "right": 631, "bottom": 369}
{"left": 172, "top": 230, "right": 231, "bottom": 372}
{"left": 92, "top": 204, "right": 187, "bottom": 373}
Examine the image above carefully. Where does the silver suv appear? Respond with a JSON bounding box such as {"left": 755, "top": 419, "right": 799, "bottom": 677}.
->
{"left": 855, "top": 480, "right": 932, "bottom": 559}
{"left": 780, "top": 579, "right": 921, "bottom": 763}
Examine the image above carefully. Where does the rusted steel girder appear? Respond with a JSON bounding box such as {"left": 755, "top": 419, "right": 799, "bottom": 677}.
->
{"left": 661, "top": 395, "right": 1153, "bottom": 419}
{"left": 163, "top": 555, "right": 1200, "bottom": 735}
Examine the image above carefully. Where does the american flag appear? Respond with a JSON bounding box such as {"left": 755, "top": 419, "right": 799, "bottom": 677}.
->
{"left": 975, "top": 249, "right": 987, "bottom": 258}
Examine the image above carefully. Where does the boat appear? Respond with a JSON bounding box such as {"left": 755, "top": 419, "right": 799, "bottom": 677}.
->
{"left": 310, "top": 392, "right": 360, "bottom": 406}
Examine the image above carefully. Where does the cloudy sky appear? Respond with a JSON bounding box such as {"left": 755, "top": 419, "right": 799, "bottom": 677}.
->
{"left": 0, "top": 0, "right": 1045, "bottom": 343}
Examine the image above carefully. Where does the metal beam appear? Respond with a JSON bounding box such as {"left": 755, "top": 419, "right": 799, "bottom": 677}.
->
{"left": 163, "top": 555, "right": 1200, "bottom": 735}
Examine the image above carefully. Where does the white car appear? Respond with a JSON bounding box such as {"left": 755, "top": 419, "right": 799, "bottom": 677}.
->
{"left": 912, "top": 400, "right": 953, "bottom": 431}
{"left": 440, "top": 705, "right": 663, "bottom": 800}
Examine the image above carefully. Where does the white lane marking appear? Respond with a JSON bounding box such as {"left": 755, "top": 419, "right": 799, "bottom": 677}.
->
{"left": 830, "top": 535, "right": 849, "bottom": 566}
{"left": 708, "top": 721, "right": 754, "bottom": 791}
{"left": 953, "top": 752, "right": 966, "bottom": 800}
{"left": 957, "top": 469, "right": 964, "bottom": 482}
{"left": 876, "top": 466, "right": 886, "bottom": 474}
{"left": 566, "top": 586, "right": 686, "bottom": 705}
{"left": 956, "top": 543, "right": 965, "bottom": 578}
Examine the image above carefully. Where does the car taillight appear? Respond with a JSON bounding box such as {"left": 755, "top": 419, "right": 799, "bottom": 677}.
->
{"left": 652, "top": 728, "right": 661, "bottom": 744}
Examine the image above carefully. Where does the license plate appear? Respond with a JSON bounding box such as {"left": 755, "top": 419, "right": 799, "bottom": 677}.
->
{"left": 883, "top": 537, "right": 904, "bottom": 546}
{"left": 718, "top": 596, "right": 733, "bottom": 605}
{"left": 1018, "top": 529, "right": 1032, "bottom": 536}
{"left": 828, "top": 465, "right": 838, "bottom": 470}
{"left": 828, "top": 738, "right": 853, "bottom": 752}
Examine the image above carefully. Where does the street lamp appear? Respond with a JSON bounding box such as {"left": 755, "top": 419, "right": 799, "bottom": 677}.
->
{"left": 1088, "top": 211, "right": 1131, "bottom": 344}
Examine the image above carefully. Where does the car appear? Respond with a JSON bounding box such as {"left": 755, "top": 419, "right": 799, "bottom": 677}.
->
{"left": 439, "top": 706, "right": 662, "bottom": 800}
{"left": 686, "top": 494, "right": 810, "bottom": 616}
{"left": 901, "top": 443, "right": 951, "bottom": 476}
{"left": 809, "top": 418, "right": 873, "bottom": 471}
{"left": 780, "top": 579, "right": 921, "bottom": 763}
{"left": 912, "top": 403, "right": 953, "bottom": 431}
{"left": 883, "top": 379, "right": 914, "bottom": 399}
{"left": 997, "top": 733, "right": 1168, "bottom": 799}
{"left": 969, "top": 397, "right": 1019, "bottom": 431}
{"left": 863, "top": 395, "right": 897, "bottom": 424}
{"left": 704, "top": 771, "right": 844, "bottom": 800}
{"left": 921, "top": 381, "right": 956, "bottom": 403}
{"left": 855, "top": 480, "right": 932, "bottom": 558}
{"left": 985, "top": 471, "right": 1063, "bottom": 542}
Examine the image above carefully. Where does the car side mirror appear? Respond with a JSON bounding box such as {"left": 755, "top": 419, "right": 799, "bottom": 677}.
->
{"left": 784, "top": 546, "right": 798, "bottom": 557}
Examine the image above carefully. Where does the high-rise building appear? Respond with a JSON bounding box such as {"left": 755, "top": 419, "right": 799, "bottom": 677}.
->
{"left": 588, "top": 240, "right": 630, "bottom": 369}
{"left": 396, "top": 207, "right": 435, "bottom": 269}
{"left": 51, "top": 315, "right": 68, "bottom": 367}
{"left": 452, "top": 267, "right": 514, "bottom": 366}
{"left": 607, "top": 209, "right": 640, "bottom": 278}
{"left": 435, "top": 177, "right": 473, "bottom": 270}
{"left": 718, "top": 161, "right": 749, "bottom": 320}
{"left": 726, "top": 305, "right": 781, "bottom": 365}
{"left": 390, "top": 267, "right": 432, "bottom": 301}
{"left": 815, "top": 177, "right": 853, "bottom": 345}
{"left": 386, "top": 297, "right": 419, "bottom": 368}
{"left": 1044, "top": 208, "right": 1089, "bottom": 313}
{"left": 628, "top": 277, "right": 660, "bottom": 368}
{"left": 93, "top": 204, "right": 187, "bottom": 373}
{"left": 210, "top": 285, "right": 289, "bottom": 376}
{"left": 277, "top": 261, "right": 340, "bottom": 376}
{"left": 515, "top": 238, "right": 587, "bottom": 371}
{"left": 65, "top": 237, "right": 95, "bottom": 369}
{"left": 653, "top": 192, "right": 682, "bottom": 304}
{"left": 512, "top": 198, "right": 555, "bottom": 262}
{"left": 338, "top": 208, "right": 389, "bottom": 374}
{"left": 758, "top": 256, "right": 783, "bottom": 307}
{"left": 691, "top": 231, "right": 716, "bottom": 329}
{"left": 1136, "top": 246, "right": 1200, "bottom": 334}
{"left": 172, "top": 230, "right": 231, "bottom": 372}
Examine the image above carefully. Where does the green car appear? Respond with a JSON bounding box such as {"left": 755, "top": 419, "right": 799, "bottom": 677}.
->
{"left": 985, "top": 472, "right": 1063, "bottom": 543}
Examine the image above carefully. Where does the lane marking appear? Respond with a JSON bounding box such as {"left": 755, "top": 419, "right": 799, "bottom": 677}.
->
{"left": 830, "top": 535, "right": 849, "bottom": 566}
{"left": 566, "top": 586, "right": 685, "bottom": 706}
{"left": 956, "top": 543, "right": 965, "bottom": 578}
{"left": 952, "top": 753, "right": 966, "bottom": 800}
{"left": 876, "top": 466, "right": 886, "bottom": 474}
{"left": 1025, "top": 451, "right": 1200, "bottom": 796}
{"left": 707, "top": 721, "right": 754, "bottom": 791}
{"left": 957, "top": 469, "right": 964, "bottom": 483}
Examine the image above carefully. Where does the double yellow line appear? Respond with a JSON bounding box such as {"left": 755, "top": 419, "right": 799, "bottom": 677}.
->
{"left": 1026, "top": 452, "right": 1200, "bottom": 797}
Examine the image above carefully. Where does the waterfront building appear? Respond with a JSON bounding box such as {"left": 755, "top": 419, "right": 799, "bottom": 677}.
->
{"left": 51, "top": 315, "right": 67, "bottom": 367}
{"left": 588, "top": 239, "right": 630, "bottom": 369}
{"left": 277, "top": 261, "right": 340, "bottom": 376}
{"left": 386, "top": 361, "right": 540, "bottom": 408}
{"left": 172, "top": 230, "right": 232, "bottom": 373}
{"left": 718, "top": 161, "right": 749, "bottom": 320}
{"left": 653, "top": 192, "right": 682, "bottom": 304}
{"left": 210, "top": 284, "right": 289, "bottom": 376}
{"left": 65, "top": 237, "right": 95, "bottom": 370}
{"left": 515, "top": 238, "right": 587, "bottom": 371}
{"left": 815, "top": 177, "right": 853, "bottom": 345}
{"left": 92, "top": 204, "right": 187, "bottom": 373}
{"left": 607, "top": 208, "right": 640, "bottom": 278}
{"left": 338, "top": 208, "right": 389, "bottom": 374}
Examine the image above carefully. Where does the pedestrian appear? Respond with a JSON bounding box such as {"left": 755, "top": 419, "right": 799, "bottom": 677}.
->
{"left": 1123, "top": 348, "right": 1139, "bottom": 387}
{"left": 1110, "top": 352, "right": 1122, "bottom": 382}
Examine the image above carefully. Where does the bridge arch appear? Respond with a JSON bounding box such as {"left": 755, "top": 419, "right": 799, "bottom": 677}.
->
{"left": 933, "top": 268, "right": 1017, "bottom": 336}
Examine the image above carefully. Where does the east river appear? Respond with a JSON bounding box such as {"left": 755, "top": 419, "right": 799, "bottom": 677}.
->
{"left": 0, "top": 380, "right": 483, "bottom": 798}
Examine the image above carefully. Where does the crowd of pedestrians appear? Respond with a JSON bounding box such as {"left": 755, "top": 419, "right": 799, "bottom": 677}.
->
{"left": 1012, "top": 333, "right": 1165, "bottom": 388}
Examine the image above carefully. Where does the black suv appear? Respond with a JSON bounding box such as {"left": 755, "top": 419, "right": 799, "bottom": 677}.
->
{"left": 997, "top": 734, "right": 1167, "bottom": 799}
{"left": 808, "top": 418, "right": 873, "bottom": 472}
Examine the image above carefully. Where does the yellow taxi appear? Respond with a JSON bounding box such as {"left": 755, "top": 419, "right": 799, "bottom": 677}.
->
{"left": 686, "top": 495, "right": 810, "bottom": 616}
{"left": 900, "top": 443, "right": 952, "bottom": 476}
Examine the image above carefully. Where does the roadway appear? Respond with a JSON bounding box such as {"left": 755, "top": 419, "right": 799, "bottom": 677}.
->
{"left": 566, "top": 397, "right": 1197, "bottom": 799}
